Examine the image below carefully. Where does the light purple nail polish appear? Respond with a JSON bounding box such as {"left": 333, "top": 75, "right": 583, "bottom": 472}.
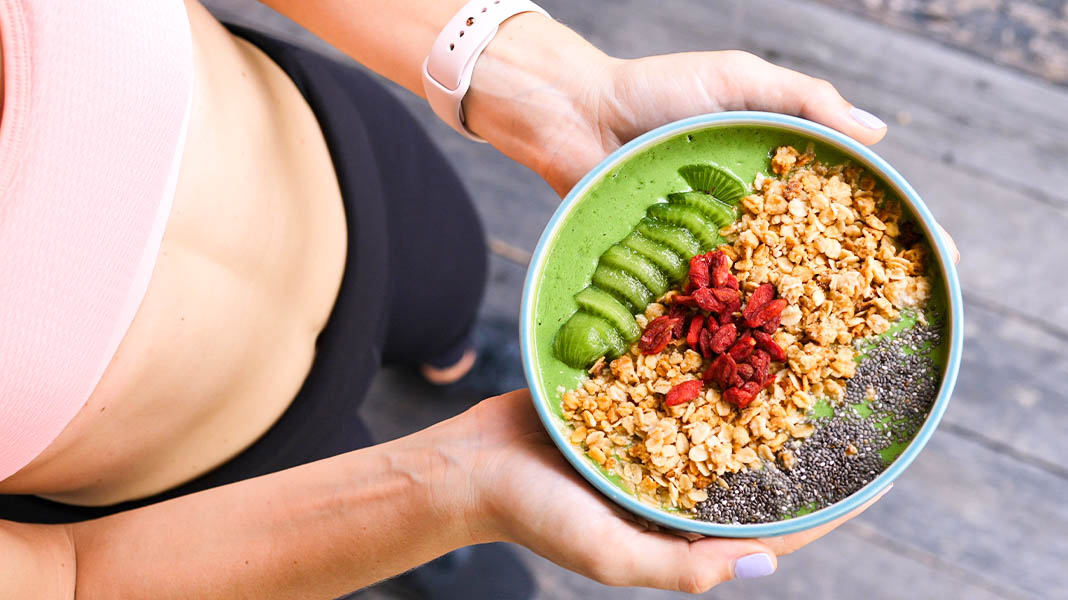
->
{"left": 850, "top": 106, "right": 886, "bottom": 130}
{"left": 733, "top": 553, "right": 775, "bottom": 579}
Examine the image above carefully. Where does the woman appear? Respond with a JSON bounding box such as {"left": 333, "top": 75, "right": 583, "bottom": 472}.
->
{"left": 0, "top": 0, "right": 955, "bottom": 597}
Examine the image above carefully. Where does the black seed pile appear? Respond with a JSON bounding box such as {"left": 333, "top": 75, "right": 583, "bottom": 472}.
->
{"left": 695, "top": 316, "right": 943, "bottom": 524}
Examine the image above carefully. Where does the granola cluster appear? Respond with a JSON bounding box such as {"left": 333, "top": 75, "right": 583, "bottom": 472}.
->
{"left": 724, "top": 146, "right": 931, "bottom": 401}
{"left": 561, "top": 302, "right": 810, "bottom": 510}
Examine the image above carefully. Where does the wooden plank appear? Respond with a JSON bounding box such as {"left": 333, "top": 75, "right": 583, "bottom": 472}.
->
{"left": 516, "top": 526, "right": 1013, "bottom": 600}
{"left": 943, "top": 297, "right": 1068, "bottom": 470}
{"left": 481, "top": 255, "right": 527, "bottom": 322}
{"left": 878, "top": 145, "right": 1068, "bottom": 327}
{"left": 809, "top": 0, "right": 1068, "bottom": 87}
{"left": 854, "top": 429, "right": 1068, "bottom": 599}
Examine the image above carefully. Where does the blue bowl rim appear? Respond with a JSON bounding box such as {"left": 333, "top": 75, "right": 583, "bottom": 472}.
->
{"left": 519, "top": 111, "right": 963, "bottom": 537}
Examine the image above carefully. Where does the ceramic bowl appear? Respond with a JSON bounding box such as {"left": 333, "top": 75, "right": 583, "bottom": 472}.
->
{"left": 519, "top": 111, "right": 963, "bottom": 537}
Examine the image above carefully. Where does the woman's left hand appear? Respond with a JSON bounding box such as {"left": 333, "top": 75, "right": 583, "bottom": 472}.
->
{"left": 459, "top": 390, "right": 891, "bottom": 593}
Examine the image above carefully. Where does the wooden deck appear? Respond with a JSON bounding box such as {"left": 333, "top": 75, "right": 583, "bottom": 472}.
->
{"left": 206, "top": 1, "right": 1068, "bottom": 598}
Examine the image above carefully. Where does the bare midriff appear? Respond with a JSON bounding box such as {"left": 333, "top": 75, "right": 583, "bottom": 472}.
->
{"left": 0, "top": 1, "right": 349, "bottom": 505}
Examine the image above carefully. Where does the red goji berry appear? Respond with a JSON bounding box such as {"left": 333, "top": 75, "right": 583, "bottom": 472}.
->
{"left": 705, "top": 317, "right": 719, "bottom": 337}
{"left": 638, "top": 316, "right": 676, "bottom": 354}
{"left": 742, "top": 283, "right": 776, "bottom": 321}
{"left": 702, "top": 353, "right": 737, "bottom": 388}
{"left": 727, "top": 334, "right": 756, "bottom": 361}
{"left": 641, "top": 316, "right": 674, "bottom": 337}
{"left": 718, "top": 310, "right": 735, "bottom": 326}
{"left": 665, "top": 379, "right": 703, "bottom": 406}
{"left": 723, "top": 273, "right": 740, "bottom": 291}
{"left": 688, "top": 254, "right": 711, "bottom": 289}
{"left": 686, "top": 315, "right": 704, "bottom": 350}
{"left": 737, "top": 363, "right": 755, "bottom": 381}
{"left": 749, "top": 350, "right": 770, "bottom": 383}
{"left": 673, "top": 294, "right": 696, "bottom": 307}
{"left": 752, "top": 331, "right": 786, "bottom": 362}
{"left": 693, "top": 287, "right": 726, "bottom": 313}
{"left": 698, "top": 328, "right": 714, "bottom": 358}
{"left": 711, "top": 287, "right": 741, "bottom": 313}
{"left": 710, "top": 251, "right": 731, "bottom": 288}
{"left": 708, "top": 323, "right": 738, "bottom": 354}
{"left": 671, "top": 316, "right": 685, "bottom": 338}
{"left": 639, "top": 318, "right": 664, "bottom": 345}
{"left": 723, "top": 385, "right": 757, "bottom": 408}
{"left": 669, "top": 304, "right": 689, "bottom": 321}
{"left": 641, "top": 328, "right": 672, "bottom": 354}
{"left": 745, "top": 298, "right": 787, "bottom": 328}
{"left": 760, "top": 314, "right": 782, "bottom": 334}
{"left": 739, "top": 381, "right": 762, "bottom": 396}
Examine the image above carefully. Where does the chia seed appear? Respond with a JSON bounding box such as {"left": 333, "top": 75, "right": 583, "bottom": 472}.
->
{"left": 695, "top": 315, "right": 943, "bottom": 524}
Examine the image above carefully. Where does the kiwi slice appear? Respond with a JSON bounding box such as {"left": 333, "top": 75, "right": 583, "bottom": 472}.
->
{"left": 553, "top": 312, "right": 624, "bottom": 368}
{"left": 620, "top": 232, "right": 687, "bottom": 282}
{"left": 592, "top": 264, "right": 654, "bottom": 313}
{"left": 666, "top": 191, "right": 738, "bottom": 229}
{"left": 599, "top": 244, "right": 669, "bottom": 298}
{"left": 575, "top": 286, "right": 641, "bottom": 343}
{"left": 635, "top": 218, "right": 702, "bottom": 259}
{"left": 678, "top": 163, "right": 749, "bottom": 205}
{"left": 646, "top": 203, "right": 724, "bottom": 251}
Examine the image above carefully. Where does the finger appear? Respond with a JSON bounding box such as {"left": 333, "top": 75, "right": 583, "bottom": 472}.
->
{"left": 936, "top": 223, "right": 960, "bottom": 264}
{"left": 760, "top": 483, "right": 892, "bottom": 556}
{"left": 591, "top": 520, "right": 778, "bottom": 593}
{"left": 708, "top": 51, "right": 888, "bottom": 146}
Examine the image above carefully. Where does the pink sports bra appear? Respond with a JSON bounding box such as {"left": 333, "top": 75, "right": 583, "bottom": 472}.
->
{"left": 0, "top": 0, "right": 194, "bottom": 481}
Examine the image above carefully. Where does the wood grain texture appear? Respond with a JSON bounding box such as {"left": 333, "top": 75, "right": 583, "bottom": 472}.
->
{"left": 810, "top": 0, "right": 1068, "bottom": 86}
{"left": 201, "top": 1, "right": 1068, "bottom": 598}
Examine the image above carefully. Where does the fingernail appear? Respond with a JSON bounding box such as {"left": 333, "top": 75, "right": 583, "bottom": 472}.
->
{"left": 733, "top": 553, "right": 775, "bottom": 580}
{"left": 849, "top": 106, "right": 886, "bottom": 130}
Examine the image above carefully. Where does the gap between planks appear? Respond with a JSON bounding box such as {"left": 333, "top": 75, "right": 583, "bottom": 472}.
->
{"left": 489, "top": 236, "right": 533, "bottom": 266}
{"left": 964, "top": 290, "right": 1068, "bottom": 345}
{"left": 938, "top": 421, "right": 1068, "bottom": 483}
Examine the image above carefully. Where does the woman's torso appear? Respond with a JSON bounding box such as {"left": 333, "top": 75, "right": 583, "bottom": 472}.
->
{"left": 0, "top": 1, "right": 348, "bottom": 505}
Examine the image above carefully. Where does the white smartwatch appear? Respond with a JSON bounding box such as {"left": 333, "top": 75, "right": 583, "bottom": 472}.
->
{"left": 421, "top": 0, "right": 551, "bottom": 142}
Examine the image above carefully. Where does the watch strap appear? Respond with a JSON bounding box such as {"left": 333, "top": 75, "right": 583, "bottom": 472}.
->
{"left": 421, "top": 0, "right": 551, "bottom": 142}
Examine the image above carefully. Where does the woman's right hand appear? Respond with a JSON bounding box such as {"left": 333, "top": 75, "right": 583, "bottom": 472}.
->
{"left": 457, "top": 390, "right": 890, "bottom": 593}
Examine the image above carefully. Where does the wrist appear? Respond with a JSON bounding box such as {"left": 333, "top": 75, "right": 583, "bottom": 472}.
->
{"left": 462, "top": 13, "right": 616, "bottom": 184}
{"left": 410, "top": 412, "right": 504, "bottom": 547}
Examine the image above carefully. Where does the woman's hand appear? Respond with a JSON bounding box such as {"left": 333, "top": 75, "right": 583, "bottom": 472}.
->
{"left": 458, "top": 390, "right": 889, "bottom": 593}
{"left": 542, "top": 51, "right": 888, "bottom": 196}
{"left": 466, "top": 15, "right": 886, "bottom": 197}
